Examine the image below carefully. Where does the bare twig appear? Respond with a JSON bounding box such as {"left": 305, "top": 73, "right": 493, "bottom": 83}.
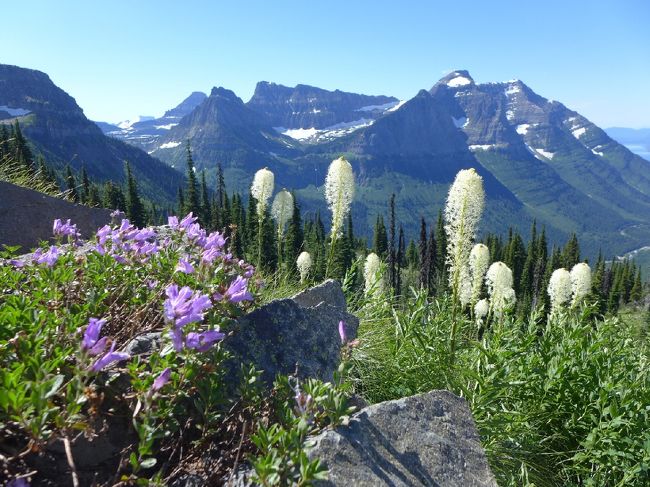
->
{"left": 228, "top": 421, "right": 248, "bottom": 484}
{"left": 62, "top": 435, "right": 80, "bottom": 487}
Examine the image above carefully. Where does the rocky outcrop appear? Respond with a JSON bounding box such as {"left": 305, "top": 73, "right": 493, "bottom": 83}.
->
{"left": 0, "top": 181, "right": 110, "bottom": 251}
{"left": 309, "top": 390, "right": 497, "bottom": 487}
{"left": 226, "top": 279, "right": 359, "bottom": 384}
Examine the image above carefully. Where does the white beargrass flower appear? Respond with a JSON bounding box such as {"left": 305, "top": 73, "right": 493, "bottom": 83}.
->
{"left": 570, "top": 263, "right": 592, "bottom": 305}
{"left": 251, "top": 167, "right": 274, "bottom": 217}
{"left": 475, "top": 298, "right": 489, "bottom": 324}
{"left": 325, "top": 157, "right": 355, "bottom": 238}
{"left": 459, "top": 266, "right": 472, "bottom": 307}
{"left": 364, "top": 252, "right": 383, "bottom": 295}
{"left": 444, "top": 168, "right": 485, "bottom": 303}
{"left": 485, "top": 261, "right": 516, "bottom": 315}
{"left": 548, "top": 268, "right": 572, "bottom": 312}
{"left": 469, "top": 243, "right": 490, "bottom": 305}
{"left": 296, "top": 251, "right": 312, "bottom": 283}
{"left": 271, "top": 189, "right": 293, "bottom": 232}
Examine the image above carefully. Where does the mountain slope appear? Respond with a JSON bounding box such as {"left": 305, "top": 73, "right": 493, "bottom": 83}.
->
{"left": 105, "top": 70, "right": 650, "bottom": 258}
{"left": 0, "top": 64, "right": 183, "bottom": 204}
{"left": 605, "top": 127, "right": 650, "bottom": 161}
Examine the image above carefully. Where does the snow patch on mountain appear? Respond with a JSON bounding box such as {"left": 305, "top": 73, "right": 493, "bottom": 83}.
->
{"left": 274, "top": 118, "right": 374, "bottom": 143}
{"left": 505, "top": 84, "right": 521, "bottom": 96}
{"left": 0, "top": 105, "right": 31, "bottom": 116}
{"left": 154, "top": 123, "right": 178, "bottom": 130}
{"left": 447, "top": 75, "right": 473, "bottom": 87}
{"left": 116, "top": 116, "right": 155, "bottom": 130}
{"left": 452, "top": 116, "right": 469, "bottom": 128}
{"left": 356, "top": 100, "right": 401, "bottom": 112}
{"left": 469, "top": 144, "right": 496, "bottom": 151}
{"left": 386, "top": 100, "right": 407, "bottom": 112}
{"left": 571, "top": 127, "right": 587, "bottom": 139}
{"left": 516, "top": 124, "right": 531, "bottom": 135}
{"left": 159, "top": 141, "right": 181, "bottom": 149}
{"left": 527, "top": 146, "right": 554, "bottom": 160}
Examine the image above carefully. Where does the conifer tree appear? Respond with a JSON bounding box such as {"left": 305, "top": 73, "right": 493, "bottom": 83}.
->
{"left": 104, "top": 181, "right": 126, "bottom": 211}
{"left": 80, "top": 166, "right": 90, "bottom": 204}
{"left": 65, "top": 165, "right": 78, "bottom": 202}
{"left": 88, "top": 184, "right": 101, "bottom": 207}
{"left": 562, "top": 233, "right": 580, "bottom": 269}
{"left": 396, "top": 225, "right": 405, "bottom": 294}
{"left": 373, "top": 215, "right": 388, "bottom": 258}
{"left": 504, "top": 231, "right": 526, "bottom": 295}
{"left": 12, "top": 121, "right": 33, "bottom": 168}
{"left": 388, "top": 194, "right": 397, "bottom": 290}
{"left": 200, "top": 171, "right": 211, "bottom": 228}
{"left": 184, "top": 141, "right": 200, "bottom": 217}
{"left": 630, "top": 269, "right": 643, "bottom": 302}
{"left": 435, "top": 210, "right": 447, "bottom": 292}
{"left": 426, "top": 228, "right": 437, "bottom": 293}
{"left": 177, "top": 187, "right": 185, "bottom": 215}
{"left": 284, "top": 193, "right": 304, "bottom": 268}
{"left": 125, "top": 162, "right": 146, "bottom": 227}
{"left": 418, "top": 217, "right": 428, "bottom": 289}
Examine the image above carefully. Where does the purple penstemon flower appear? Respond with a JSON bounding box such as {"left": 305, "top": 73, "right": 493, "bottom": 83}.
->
{"left": 185, "top": 329, "right": 225, "bottom": 352}
{"left": 168, "top": 215, "right": 179, "bottom": 229}
{"left": 164, "top": 284, "right": 212, "bottom": 327}
{"left": 168, "top": 328, "right": 185, "bottom": 352}
{"left": 185, "top": 223, "right": 204, "bottom": 242}
{"left": 36, "top": 246, "right": 60, "bottom": 267}
{"left": 224, "top": 276, "right": 253, "bottom": 303}
{"left": 119, "top": 219, "right": 132, "bottom": 233}
{"left": 96, "top": 224, "right": 112, "bottom": 244}
{"left": 53, "top": 219, "right": 79, "bottom": 239}
{"left": 82, "top": 318, "right": 109, "bottom": 356}
{"left": 175, "top": 256, "right": 195, "bottom": 274}
{"left": 9, "top": 259, "right": 25, "bottom": 268}
{"left": 151, "top": 367, "right": 172, "bottom": 392}
{"left": 201, "top": 246, "right": 222, "bottom": 265}
{"left": 89, "top": 342, "right": 130, "bottom": 372}
{"left": 338, "top": 320, "right": 347, "bottom": 344}
{"left": 179, "top": 212, "right": 197, "bottom": 230}
{"left": 204, "top": 232, "right": 226, "bottom": 250}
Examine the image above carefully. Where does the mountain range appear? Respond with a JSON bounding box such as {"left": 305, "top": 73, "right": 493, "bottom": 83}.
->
{"left": 2, "top": 62, "right": 649, "bottom": 262}
{"left": 93, "top": 70, "right": 650, "bottom": 259}
{"left": 0, "top": 64, "right": 184, "bottom": 204}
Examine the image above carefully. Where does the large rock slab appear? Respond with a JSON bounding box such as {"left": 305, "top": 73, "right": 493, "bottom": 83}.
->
{"left": 309, "top": 390, "right": 497, "bottom": 487}
{"left": 0, "top": 181, "right": 110, "bottom": 250}
{"left": 226, "top": 280, "right": 358, "bottom": 384}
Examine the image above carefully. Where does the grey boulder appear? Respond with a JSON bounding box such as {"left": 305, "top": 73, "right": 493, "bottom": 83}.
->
{"left": 308, "top": 390, "right": 497, "bottom": 487}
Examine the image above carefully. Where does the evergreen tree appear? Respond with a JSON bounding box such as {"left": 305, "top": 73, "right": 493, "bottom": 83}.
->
{"left": 104, "top": 181, "right": 126, "bottom": 211}
{"left": 504, "top": 231, "right": 526, "bottom": 294}
{"left": 396, "top": 225, "right": 405, "bottom": 294}
{"left": 406, "top": 240, "right": 418, "bottom": 269}
{"left": 284, "top": 193, "right": 304, "bottom": 268}
{"left": 125, "top": 162, "right": 146, "bottom": 227}
{"left": 80, "top": 166, "right": 90, "bottom": 204}
{"left": 200, "top": 170, "right": 211, "bottom": 228}
{"left": 435, "top": 210, "right": 447, "bottom": 292}
{"left": 388, "top": 194, "right": 397, "bottom": 290}
{"left": 65, "top": 165, "right": 78, "bottom": 202}
{"left": 12, "top": 121, "right": 33, "bottom": 168}
{"left": 177, "top": 187, "right": 185, "bottom": 215}
{"left": 562, "top": 233, "right": 580, "bottom": 269}
{"left": 184, "top": 141, "right": 200, "bottom": 217}
{"left": 88, "top": 184, "right": 101, "bottom": 207}
{"left": 426, "top": 228, "right": 437, "bottom": 294}
{"left": 373, "top": 215, "right": 388, "bottom": 258}
{"left": 630, "top": 269, "right": 643, "bottom": 302}
{"left": 418, "top": 217, "right": 428, "bottom": 288}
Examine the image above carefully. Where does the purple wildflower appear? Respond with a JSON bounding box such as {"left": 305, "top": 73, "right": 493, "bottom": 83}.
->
{"left": 9, "top": 259, "right": 24, "bottom": 268}
{"left": 151, "top": 367, "right": 172, "bottom": 392}
{"left": 175, "top": 257, "right": 195, "bottom": 274}
{"left": 7, "top": 478, "right": 30, "bottom": 487}
{"left": 294, "top": 389, "right": 313, "bottom": 416}
{"left": 119, "top": 219, "right": 132, "bottom": 233}
{"left": 179, "top": 212, "right": 198, "bottom": 229}
{"left": 204, "top": 232, "right": 226, "bottom": 250}
{"left": 168, "top": 215, "right": 179, "bottom": 228}
{"left": 89, "top": 342, "right": 130, "bottom": 372}
{"left": 338, "top": 320, "right": 347, "bottom": 344}
{"left": 36, "top": 246, "right": 60, "bottom": 267}
{"left": 112, "top": 253, "right": 128, "bottom": 264}
{"left": 201, "top": 246, "right": 222, "bottom": 265}
{"left": 164, "top": 284, "right": 212, "bottom": 327}
{"left": 168, "top": 328, "right": 185, "bottom": 352}
{"left": 185, "top": 329, "right": 225, "bottom": 352}
{"left": 96, "top": 224, "right": 112, "bottom": 244}
{"left": 110, "top": 209, "right": 126, "bottom": 222}
{"left": 53, "top": 219, "right": 79, "bottom": 239}
{"left": 146, "top": 280, "right": 158, "bottom": 289}
{"left": 185, "top": 223, "right": 204, "bottom": 242}
{"left": 82, "top": 318, "right": 109, "bottom": 356}
{"left": 224, "top": 276, "right": 253, "bottom": 303}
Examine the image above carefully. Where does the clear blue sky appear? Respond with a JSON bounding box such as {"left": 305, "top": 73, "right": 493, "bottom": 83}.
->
{"left": 2, "top": 0, "right": 648, "bottom": 127}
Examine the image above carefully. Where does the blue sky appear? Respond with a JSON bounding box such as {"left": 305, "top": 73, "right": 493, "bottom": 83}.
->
{"left": 2, "top": 0, "right": 648, "bottom": 127}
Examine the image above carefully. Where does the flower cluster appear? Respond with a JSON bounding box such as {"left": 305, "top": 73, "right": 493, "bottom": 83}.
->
{"left": 95, "top": 218, "right": 160, "bottom": 264}
{"left": 163, "top": 284, "right": 223, "bottom": 352}
{"left": 53, "top": 218, "right": 80, "bottom": 242}
{"left": 548, "top": 268, "right": 573, "bottom": 313}
{"left": 81, "top": 317, "right": 130, "bottom": 372}
{"left": 485, "top": 261, "right": 516, "bottom": 316}
{"left": 296, "top": 251, "right": 312, "bottom": 283}
{"left": 325, "top": 157, "right": 355, "bottom": 237}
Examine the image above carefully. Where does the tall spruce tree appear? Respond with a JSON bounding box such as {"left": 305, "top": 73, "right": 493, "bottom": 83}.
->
{"left": 373, "top": 215, "right": 388, "bottom": 258}
{"left": 284, "top": 193, "right": 304, "bottom": 270}
{"left": 125, "top": 162, "right": 146, "bottom": 227}
{"left": 418, "top": 217, "right": 428, "bottom": 289}
{"left": 65, "top": 165, "right": 79, "bottom": 202}
{"left": 184, "top": 141, "right": 200, "bottom": 217}
{"left": 388, "top": 194, "right": 397, "bottom": 290}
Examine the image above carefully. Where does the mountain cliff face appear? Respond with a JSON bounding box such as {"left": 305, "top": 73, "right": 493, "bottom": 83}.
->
{"left": 247, "top": 82, "right": 399, "bottom": 130}
{"left": 0, "top": 64, "right": 183, "bottom": 204}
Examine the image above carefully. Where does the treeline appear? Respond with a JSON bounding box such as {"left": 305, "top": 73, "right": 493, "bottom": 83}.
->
{"left": 172, "top": 146, "right": 642, "bottom": 316}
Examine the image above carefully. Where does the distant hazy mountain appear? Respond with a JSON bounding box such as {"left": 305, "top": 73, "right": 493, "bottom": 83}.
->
{"left": 96, "top": 91, "right": 207, "bottom": 153}
{"left": 0, "top": 64, "right": 184, "bottom": 204}
{"left": 605, "top": 127, "right": 650, "bottom": 161}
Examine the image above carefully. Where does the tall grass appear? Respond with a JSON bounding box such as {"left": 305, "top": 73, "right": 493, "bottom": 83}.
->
{"left": 349, "top": 286, "right": 650, "bottom": 486}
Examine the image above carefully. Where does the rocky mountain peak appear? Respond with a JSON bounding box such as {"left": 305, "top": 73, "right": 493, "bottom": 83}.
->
{"left": 209, "top": 86, "right": 242, "bottom": 103}
{"left": 163, "top": 91, "right": 207, "bottom": 118}
{"left": 435, "top": 70, "right": 476, "bottom": 89}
